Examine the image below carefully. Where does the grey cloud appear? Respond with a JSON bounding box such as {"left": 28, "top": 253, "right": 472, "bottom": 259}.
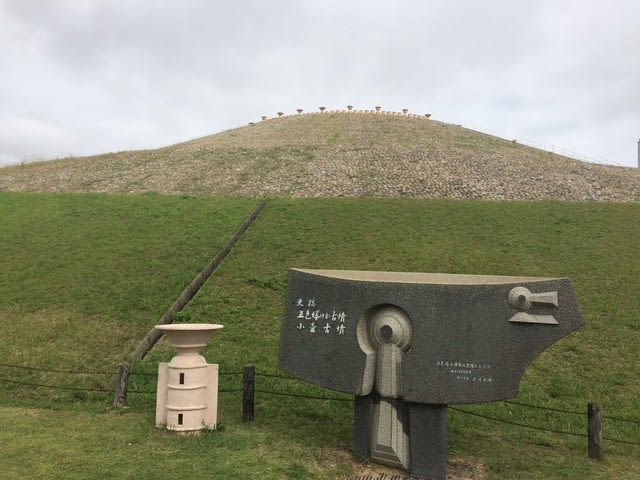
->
{"left": 0, "top": 0, "right": 638, "bottom": 167}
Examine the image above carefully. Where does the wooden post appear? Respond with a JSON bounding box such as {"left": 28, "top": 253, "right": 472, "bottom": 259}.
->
{"left": 243, "top": 364, "right": 255, "bottom": 422}
{"left": 588, "top": 402, "right": 603, "bottom": 459}
{"left": 114, "top": 362, "right": 130, "bottom": 408}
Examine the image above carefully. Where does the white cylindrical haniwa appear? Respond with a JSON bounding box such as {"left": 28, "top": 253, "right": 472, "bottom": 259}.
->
{"left": 154, "top": 323, "right": 223, "bottom": 432}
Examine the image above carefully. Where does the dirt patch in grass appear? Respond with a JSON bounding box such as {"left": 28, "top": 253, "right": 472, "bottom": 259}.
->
{"left": 342, "top": 454, "right": 486, "bottom": 479}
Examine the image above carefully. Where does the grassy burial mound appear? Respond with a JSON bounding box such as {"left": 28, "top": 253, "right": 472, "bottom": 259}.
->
{"left": 1, "top": 112, "right": 640, "bottom": 201}
{"left": 1, "top": 110, "right": 639, "bottom": 479}
{"left": 0, "top": 192, "right": 638, "bottom": 479}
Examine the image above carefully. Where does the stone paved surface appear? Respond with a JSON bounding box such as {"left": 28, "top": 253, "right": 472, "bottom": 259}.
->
{"left": 1, "top": 112, "right": 638, "bottom": 201}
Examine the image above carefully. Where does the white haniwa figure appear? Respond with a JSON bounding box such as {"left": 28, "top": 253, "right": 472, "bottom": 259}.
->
{"left": 154, "top": 323, "right": 223, "bottom": 432}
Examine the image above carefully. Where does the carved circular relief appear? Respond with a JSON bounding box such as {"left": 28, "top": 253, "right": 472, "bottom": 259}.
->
{"left": 367, "top": 305, "right": 413, "bottom": 351}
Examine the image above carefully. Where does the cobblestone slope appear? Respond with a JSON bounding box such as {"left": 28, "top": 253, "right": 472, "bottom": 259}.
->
{"left": 1, "top": 112, "right": 638, "bottom": 201}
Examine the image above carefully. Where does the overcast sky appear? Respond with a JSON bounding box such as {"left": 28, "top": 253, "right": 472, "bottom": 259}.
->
{"left": 1, "top": 0, "right": 638, "bottom": 168}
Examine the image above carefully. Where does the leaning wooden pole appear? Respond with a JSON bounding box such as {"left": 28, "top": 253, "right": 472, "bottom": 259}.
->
{"left": 126, "top": 198, "right": 269, "bottom": 365}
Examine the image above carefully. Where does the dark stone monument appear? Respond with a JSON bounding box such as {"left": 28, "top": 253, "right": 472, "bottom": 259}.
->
{"left": 278, "top": 269, "right": 584, "bottom": 480}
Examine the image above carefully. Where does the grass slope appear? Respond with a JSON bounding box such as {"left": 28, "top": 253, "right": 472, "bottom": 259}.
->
{"left": 0, "top": 194, "right": 639, "bottom": 479}
{"left": 0, "top": 192, "right": 259, "bottom": 386}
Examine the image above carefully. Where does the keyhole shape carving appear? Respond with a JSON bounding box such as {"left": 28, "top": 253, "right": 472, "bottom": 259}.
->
{"left": 357, "top": 305, "right": 413, "bottom": 469}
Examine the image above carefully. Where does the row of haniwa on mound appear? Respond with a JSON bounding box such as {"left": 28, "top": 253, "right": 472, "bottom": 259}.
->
{"left": 250, "top": 105, "right": 433, "bottom": 124}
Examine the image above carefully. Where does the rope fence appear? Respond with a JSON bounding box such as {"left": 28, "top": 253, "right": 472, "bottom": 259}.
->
{"left": 1, "top": 361, "right": 638, "bottom": 456}
{"left": 450, "top": 405, "right": 588, "bottom": 439}
{"left": 0, "top": 374, "right": 112, "bottom": 392}
{"left": 450, "top": 405, "right": 640, "bottom": 449}
{"left": 0, "top": 361, "right": 113, "bottom": 376}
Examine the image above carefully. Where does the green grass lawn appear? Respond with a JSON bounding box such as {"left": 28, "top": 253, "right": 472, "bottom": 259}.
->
{"left": 0, "top": 192, "right": 259, "bottom": 394}
{"left": 0, "top": 193, "right": 639, "bottom": 479}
